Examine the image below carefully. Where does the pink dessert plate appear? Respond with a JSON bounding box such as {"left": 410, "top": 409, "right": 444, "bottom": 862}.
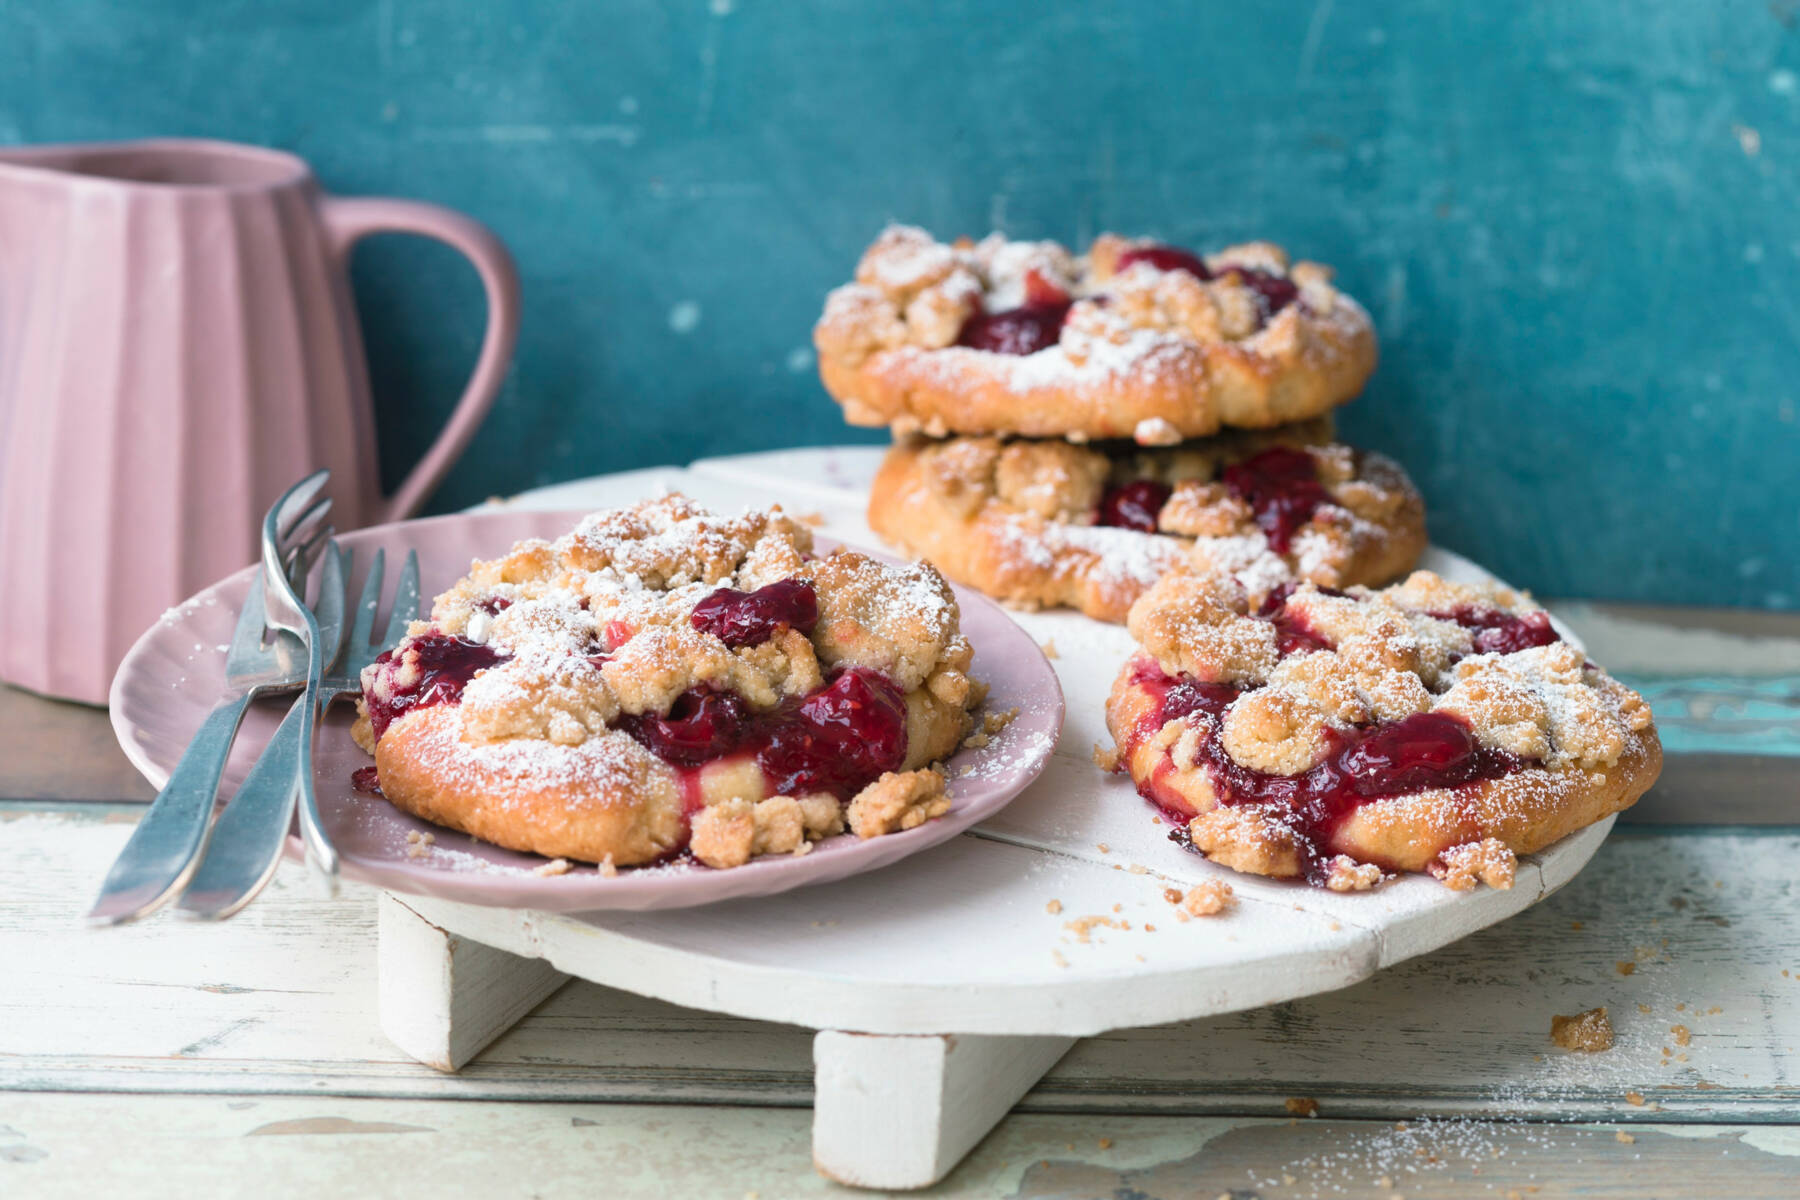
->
{"left": 109, "top": 510, "right": 1064, "bottom": 913}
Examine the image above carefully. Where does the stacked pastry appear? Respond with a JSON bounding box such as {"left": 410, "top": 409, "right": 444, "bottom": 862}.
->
{"left": 812, "top": 226, "right": 1427, "bottom": 623}
{"left": 812, "top": 227, "right": 1662, "bottom": 894}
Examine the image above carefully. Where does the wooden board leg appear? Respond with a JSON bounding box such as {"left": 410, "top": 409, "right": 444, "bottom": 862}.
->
{"left": 377, "top": 892, "right": 570, "bottom": 1073}
{"left": 811, "top": 1030, "right": 1075, "bottom": 1190}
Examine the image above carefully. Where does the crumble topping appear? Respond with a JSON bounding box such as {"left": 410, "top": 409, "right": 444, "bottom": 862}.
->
{"left": 1127, "top": 570, "right": 1652, "bottom": 772}
{"left": 690, "top": 792, "right": 844, "bottom": 869}
{"left": 817, "top": 225, "right": 1363, "bottom": 378}
{"left": 1129, "top": 572, "right": 1278, "bottom": 684}
{"left": 1323, "top": 856, "right": 1385, "bottom": 892}
{"left": 1431, "top": 838, "right": 1519, "bottom": 891}
{"left": 891, "top": 420, "right": 1422, "bottom": 612}
{"left": 845, "top": 768, "right": 951, "bottom": 838}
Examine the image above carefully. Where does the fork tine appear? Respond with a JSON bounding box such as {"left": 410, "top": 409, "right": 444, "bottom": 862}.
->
{"left": 262, "top": 474, "right": 331, "bottom": 627}
{"left": 279, "top": 494, "right": 333, "bottom": 545}
{"left": 230, "top": 571, "right": 268, "bottom": 644}
{"left": 379, "top": 550, "right": 420, "bottom": 648}
{"left": 272, "top": 470, "right": 331, "bottom": 535}
{"left": 279, "top": 500, "right": 333, "bottom": 569}
{"left": 286, "top": 522, "right": 335, "bottom": 584}
{"left": 314, "top": 542, "right": 350, "bottom": 669}
{"left": 222, "top": 573, "right": 276, "bottom": 672}
{"left": 351, "top": 548, "right": 386, "bottom": 652}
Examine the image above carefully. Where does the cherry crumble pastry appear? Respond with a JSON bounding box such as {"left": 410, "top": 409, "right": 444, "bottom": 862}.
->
{"left": 1104, "top": 571, "right": 1661, "bottom": 891}
{"left": 814, "top": 225, "right": 1377, "bottom": 443}
{"left": 868, "top": 418, "right": 1427, "bottom": 624}
{"left": 352, "top": 495, "right": 987, "bottom": 871}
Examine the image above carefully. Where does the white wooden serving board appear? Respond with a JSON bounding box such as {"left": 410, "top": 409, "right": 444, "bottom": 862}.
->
{"left": 364, "top": 446, "right": 1614, "bottom": 1190}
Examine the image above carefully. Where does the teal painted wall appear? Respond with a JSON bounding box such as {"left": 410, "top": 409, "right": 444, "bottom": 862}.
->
{"left": 3, "top": 1, "right": 1796, "bottom": 607}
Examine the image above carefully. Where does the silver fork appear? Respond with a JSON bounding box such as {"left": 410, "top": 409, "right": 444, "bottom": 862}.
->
{"left": 176, "top": 545, "right": 418, "bottom": 919}
{"left": 85, "top": 502, "right": 333, "bottom": 925}
{"left": 175, "top": 543, "right": 352, "bottom": 919}
{"left": 263, "top": 471, "right": 342, "bottom": 884}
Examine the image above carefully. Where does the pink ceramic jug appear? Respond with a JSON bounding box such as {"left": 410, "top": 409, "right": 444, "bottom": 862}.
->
{"left": 0, "top": 139, "right": 520, "bottom": 703}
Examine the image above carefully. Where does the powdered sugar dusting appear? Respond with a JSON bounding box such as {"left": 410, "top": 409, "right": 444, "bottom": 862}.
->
{"left": 410, "top": 708, "right": 651, "bottom": 806}
{"left": 1189, "top": 532, "right": 1296, "bottom": 600}
{"left": 1020, "top": 520, "right": 1190, "bottom": 587}
{"left": 908, "top": 321, "right": 1193, "bottom": 398}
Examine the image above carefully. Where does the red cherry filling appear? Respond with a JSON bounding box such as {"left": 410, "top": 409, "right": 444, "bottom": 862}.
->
{"left": 958, "top": 242, "right": 1303, "bottom": 354}
{"left": 1095, "top": 479, "right": 1173, "bottom": 533}
{"left": 618, "top": 668, "right": 911, "bottom": 804}
{"left": 1222, "top": 446, "right": 1331, "bottom": 554}
{"left": 1256, "top": 583, "right": 1338, "bottom": 657}
{"left": 1023, "top": 267, "right": 1071, "bottom": 307}
{"left": 474, "top": 596, "right": 512, "bottom": 616}
{"left": 1339, "top": 712, "right": 1493, "bottom": 796}
{"left": 1116, "top": 243, "right": 1299, "bottom": 320}
{"left": 690, "top": 579, "right": 820, "bottom": 648}
{"left": 1147, "top": 670, "right": 1243, "bottom": 727}
{"left": 351, "top": 765, "right": 383, "bottom": 796}
{"left": 757, "top": 668, "right": 910, "bottom": 800}
{"left": 956, "top": 301, "right": 1073, "bottom": 355}
{"left": 617, "top": 688, "right": 753, "bottom": 767}
{"left": 1433, "top": 607, "right": 1561, "bottom": 656}
{"left": 1117, "top": 244, "right": 1214, "bottom": 279}
{"left": 364, "top": 634, "right": 508, "bottom": 740}
{"left": 1218, "top": 265, "right": 1300, "bottom": 318}
{"left": 1126, "top": 658, "right": 1525, "bottom": 886}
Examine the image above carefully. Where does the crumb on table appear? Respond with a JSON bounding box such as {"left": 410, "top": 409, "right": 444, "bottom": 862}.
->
{"left": 1173, "top": 880, "right": 1235, "bottom": 917}
{"left": 1551, "top": 1006, "right": 1615, "bottom": 1052}
{"left": 1284, "top": 1097, "right": 1319, "bottom": 1117}
{"left": 1063, "top": 915, "right": 1125, "bottom": 944}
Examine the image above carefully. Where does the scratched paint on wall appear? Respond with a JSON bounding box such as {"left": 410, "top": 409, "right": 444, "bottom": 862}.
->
{"left": 1, "top": 1, "right": 1795, "bottom": 606}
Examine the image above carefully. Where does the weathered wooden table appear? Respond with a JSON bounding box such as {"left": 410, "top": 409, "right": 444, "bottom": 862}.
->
{"left": 4, "top": 449, "right": 1798, "bottom": 1198}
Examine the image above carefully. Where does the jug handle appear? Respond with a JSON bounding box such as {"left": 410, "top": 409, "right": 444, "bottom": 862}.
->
{"left": 321, "top": 197, "right": 522, "bottom": 523}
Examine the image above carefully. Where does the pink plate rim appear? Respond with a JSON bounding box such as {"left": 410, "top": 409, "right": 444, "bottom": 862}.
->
{"left": 108, "top": 509, "right": 1065, "bottom": 913}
